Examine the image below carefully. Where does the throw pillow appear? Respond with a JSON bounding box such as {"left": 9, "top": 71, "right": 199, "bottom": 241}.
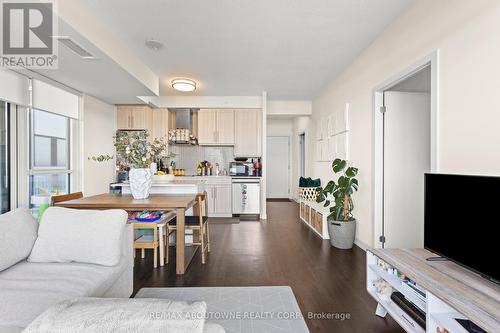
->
{"left": 28, "top": 207, "right": 128, "bottom": 266}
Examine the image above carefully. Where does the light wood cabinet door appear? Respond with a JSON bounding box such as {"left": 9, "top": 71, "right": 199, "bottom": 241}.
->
{"left": 214, "top": 184, "right": 232, "bottom": 215}
{"left": 197, "top": 109, "right": 218, "bottom": 145}
{"left": 205, "top": 185, "right": 216, "bottom": 215}
{"left": 234, "top": 109, "right": 262, "bottom": 157}
{"left": 116, "top": 106, "right": 132, "bottom": 129}
{"left": 216, "top": 109, "right": 234, "bottom": 145}
{"left": 116, "top": 105, "right": 152, "bottom": 130}
{"left": 151, "top": 108, "right": 169, "bottom": 140}
{"left": 130, "top": 106, "right": 152, "bottom": 130}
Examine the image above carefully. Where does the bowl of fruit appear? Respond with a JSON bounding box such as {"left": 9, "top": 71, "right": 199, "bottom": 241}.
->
{"left": 152, "top": 171, "right": 175, "bottom": 183}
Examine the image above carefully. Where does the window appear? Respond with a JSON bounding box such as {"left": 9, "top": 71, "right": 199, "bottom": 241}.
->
{"left": 0, "top": 101, "right": 10, "bottom": 213}
{"left": 29, "top": 109, "right": 71, "bottom": 199}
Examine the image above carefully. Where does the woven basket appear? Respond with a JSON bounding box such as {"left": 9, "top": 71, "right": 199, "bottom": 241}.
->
{"left": 299, "top": 187, "right": 320, "bottom": 201}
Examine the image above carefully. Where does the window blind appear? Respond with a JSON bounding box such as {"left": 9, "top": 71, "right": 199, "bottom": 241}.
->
{"left": 0, "top": 69, "right": 30, "bottom": 106}
{"left": 32, "top": 79, "right": 80, "bottom": 119}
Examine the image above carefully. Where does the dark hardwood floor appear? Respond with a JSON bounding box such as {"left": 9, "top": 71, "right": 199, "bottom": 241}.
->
{"left": 134, "top": 201, "right": 404, "bottom": 333}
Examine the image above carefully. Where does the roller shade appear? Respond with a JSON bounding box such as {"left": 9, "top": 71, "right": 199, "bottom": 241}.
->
{"left": 32, "top": 79, "right": 80, "bottom": 119}
{"left": 0, "top": 69, "right": 30, "bottom": 106}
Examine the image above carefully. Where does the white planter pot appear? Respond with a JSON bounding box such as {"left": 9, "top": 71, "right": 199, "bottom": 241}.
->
{"left": 327, "top": 218, "right": 356, "bottom": 249}
{"left": 128, "top": 168, "right": 153, "bottom": 199}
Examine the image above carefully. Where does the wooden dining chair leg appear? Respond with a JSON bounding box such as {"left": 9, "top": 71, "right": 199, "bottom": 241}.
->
{"left": 206, "top": 222, "right": 211, "bottom": 252}
{"left": 164, "top": 233, "right": 167, "bottom": 264}
{"left": 200, "top": 229, "right": 206, "bottom": 264}
{"left": 165, "top": 229, "right": 170, "bottom": 264}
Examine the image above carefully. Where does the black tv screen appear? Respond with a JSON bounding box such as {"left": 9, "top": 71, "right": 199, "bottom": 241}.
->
{"left": 425, "top": 173, "right": 499, "bottom": 282}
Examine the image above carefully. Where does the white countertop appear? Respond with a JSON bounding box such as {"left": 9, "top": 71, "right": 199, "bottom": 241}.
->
{"left": 111, "top": 179, "right": 206, "bottom": 187}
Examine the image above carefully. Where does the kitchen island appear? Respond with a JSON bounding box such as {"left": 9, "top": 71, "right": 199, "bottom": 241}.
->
{"left": 111, "top": 179, "right": 205, "bottom": 195}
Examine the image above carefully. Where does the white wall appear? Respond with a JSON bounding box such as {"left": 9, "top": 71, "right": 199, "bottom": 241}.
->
{"left": 309, "top": 0, "right": 500, "bottom": 248}
{"left": 267, "top": 100, "right": 312, "bottom": 116}
{"left": 267, "top": 118, "right": 293, "bottom": 137}
{"left": 82, "top": 95, "right": 117, "bottom": 196}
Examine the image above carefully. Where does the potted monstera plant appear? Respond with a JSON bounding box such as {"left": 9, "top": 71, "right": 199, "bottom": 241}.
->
{"left": 316, "top": 158, "right": 359, "bottom": 249}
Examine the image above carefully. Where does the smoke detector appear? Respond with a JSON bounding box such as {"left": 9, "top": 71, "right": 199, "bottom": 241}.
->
{"left": 145, "top": 39, "right": 163, "bottom": 51}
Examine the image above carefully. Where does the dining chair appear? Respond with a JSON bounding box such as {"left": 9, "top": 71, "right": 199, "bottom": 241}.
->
{"left": 50, "top": 192, "right": 83, "bottom": 206}
{"left": 133, "top": 211, "right": 176, "bottom": 268}
{"left": 166, "top": 191, "right": 211, "bottom": 264}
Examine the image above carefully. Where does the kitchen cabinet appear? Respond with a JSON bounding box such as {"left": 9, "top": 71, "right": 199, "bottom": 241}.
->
{"left": 197, "top": 109, "right": 234, "bottom": 145}
{"left": 234, "top": 109, "right": 262, "bottom": 157}
{"left": 214, "top": 185, "right": 232, "bottom": 215}
{"left": 216, "top": 110, "right": 234, "bottom": 145}
{"left": 116, "top": 105, "right": 152, "bottom": 130}
{"left": 117, "top": 106, "right": 170, "bottom": 143}
{"left": 150, "top": 108, "right": 170, "bottom": 140}
{"left": 198, "top": 176, "right": 232, "bottom": 217}
{"left": 197, "top": 109, "right": 218, "bottom": 145}
{"left": 205, "top": 185, "right": 217, "bottom": 215}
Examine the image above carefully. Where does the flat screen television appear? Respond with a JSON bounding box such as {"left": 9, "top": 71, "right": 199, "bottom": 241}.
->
{"left": 424, "top": 173, "right": 499, "bottom": 283}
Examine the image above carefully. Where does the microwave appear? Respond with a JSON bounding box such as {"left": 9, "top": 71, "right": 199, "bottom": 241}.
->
{"left": 229, "top": 162, "right": 252, "bottom": 176}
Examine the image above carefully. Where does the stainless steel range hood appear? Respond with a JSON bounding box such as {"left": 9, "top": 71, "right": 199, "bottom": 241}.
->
{"left": 168, "top": 108, "right": 199, "bottom": 144}
{"left": 169, "top": 108, "right": 197, "bottom": 129}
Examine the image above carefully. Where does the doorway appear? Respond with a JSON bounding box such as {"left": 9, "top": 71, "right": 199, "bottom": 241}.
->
{"left": 299, "top": 133, "right": 305, "bottom": 178}
{"left": 266, "top": 136, "right": 290, "bottom": 198}
{"left": 373, "top": 52, "right": 438, "bottom": 249}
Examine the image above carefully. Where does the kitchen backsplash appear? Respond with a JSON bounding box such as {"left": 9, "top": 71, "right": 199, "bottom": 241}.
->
{"left": 170, "top": 145, "right": 234, "bottom": 175}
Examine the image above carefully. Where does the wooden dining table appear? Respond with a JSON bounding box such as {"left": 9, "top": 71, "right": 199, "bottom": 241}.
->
{"left": 54, "top": 193, "right": 197, "bottom": 274}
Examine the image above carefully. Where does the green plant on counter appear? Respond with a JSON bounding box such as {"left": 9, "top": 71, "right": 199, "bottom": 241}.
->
{"left": 316, "top": 158, "right": 359, "bottom": 221}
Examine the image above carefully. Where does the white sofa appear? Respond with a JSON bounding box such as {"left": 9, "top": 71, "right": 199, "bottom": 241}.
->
{"left": 0, "top": 208, "right": 133, "bottom": 333}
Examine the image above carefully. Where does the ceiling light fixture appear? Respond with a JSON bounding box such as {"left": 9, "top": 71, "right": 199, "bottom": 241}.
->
{"left": 145, "top": 39, "right": 163, "bottom": 51}
{"left": 172, "top": 78, "right": 196, "bottom": 92}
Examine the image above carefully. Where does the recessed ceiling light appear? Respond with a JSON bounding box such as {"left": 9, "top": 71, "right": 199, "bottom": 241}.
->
{"left": 145, "top": 38, "right": 163, "bottom": 51}
{"left": 172, "top": 78, "right": 196, "bottom": 92}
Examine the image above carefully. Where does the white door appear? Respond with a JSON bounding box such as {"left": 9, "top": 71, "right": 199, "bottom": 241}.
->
{"left": 383, "top": 92, "right": 430, "bottom": 248}
{"left": 266, "top": 136, "right": 289, "bottom": 198}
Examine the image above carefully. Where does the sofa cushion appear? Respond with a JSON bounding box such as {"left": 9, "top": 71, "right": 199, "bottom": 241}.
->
{"left": 0, "top": 208, "right": 38, "bottom": 272}
{"left": 28, "top": 207, "right": 127, "bottom": 266}
{"left": 0, "top": 259, "right": 126, "bottom": 328}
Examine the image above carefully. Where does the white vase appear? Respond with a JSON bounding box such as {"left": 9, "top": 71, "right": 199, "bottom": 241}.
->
{"left": 128, "top": 168, "right": 153, "bottom": 199}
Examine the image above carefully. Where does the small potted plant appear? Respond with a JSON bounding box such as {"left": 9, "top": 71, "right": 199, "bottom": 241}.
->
{"left": 316, "top": 158, "right": 359, "bottom": 249}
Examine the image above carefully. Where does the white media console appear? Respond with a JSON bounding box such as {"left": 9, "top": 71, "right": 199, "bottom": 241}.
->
{"left": 366, "top": 248, "right": 499, "bottom": 333}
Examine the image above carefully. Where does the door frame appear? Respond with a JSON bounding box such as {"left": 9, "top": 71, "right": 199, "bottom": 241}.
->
{"left": 372, "top": 50, "right": 440, "bottom": 248}
{"left": 266, "top": 135, "right": 291, "bottom": 199}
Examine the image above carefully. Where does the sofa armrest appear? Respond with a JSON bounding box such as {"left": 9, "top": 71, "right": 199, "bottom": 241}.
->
{"left": 123, "top": 224, "right": 133, "bottom": 268}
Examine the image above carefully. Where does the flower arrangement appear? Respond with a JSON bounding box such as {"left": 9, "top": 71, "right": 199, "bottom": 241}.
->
{"left": 114, "top": 131, "right": 167, "bottom": 169}
{"left": 89, "top": 130, "right": 172, "bottom": 170}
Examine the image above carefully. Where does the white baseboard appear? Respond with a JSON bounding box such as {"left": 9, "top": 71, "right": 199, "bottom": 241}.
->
{"left": 354, "top": 238, "right": 370, "bottom": 251}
